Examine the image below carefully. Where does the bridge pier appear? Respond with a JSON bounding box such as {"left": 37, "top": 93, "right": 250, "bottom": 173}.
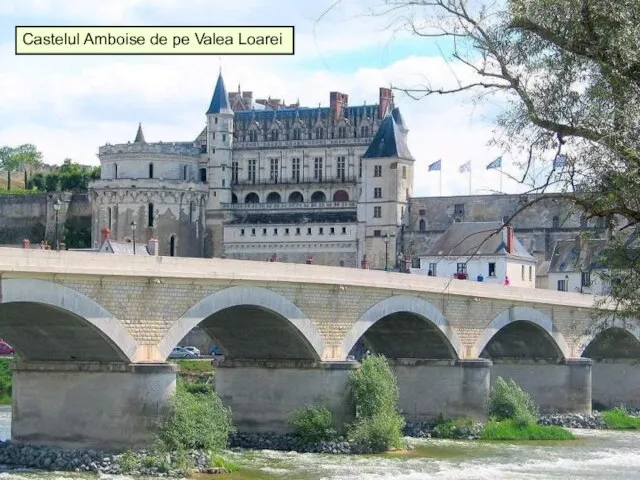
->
{"left": 215, "top": 359, "right": 358, "bottom": 433}
{"left": 12, "top": 361, "right": 176, "bottom": 451}
{"left": 391, "top": 359, "right": 492, "bottom": 422}
{"left": 490, "top": 358, "right": 592, "bottom": 413}
{"left": 590, "top": 359, "right": 640, "bottom": 409}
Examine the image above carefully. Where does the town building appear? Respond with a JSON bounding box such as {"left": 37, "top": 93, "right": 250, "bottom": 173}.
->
{"left": 88, "top": 72, "right": 413, "bottom": 269}
{"left": 410, "top": 222, "right": 537, "bottom": 287}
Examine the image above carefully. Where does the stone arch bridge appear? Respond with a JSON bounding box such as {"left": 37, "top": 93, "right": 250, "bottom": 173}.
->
{"left": 0, "top": 248, "right": 638, "bottom": 450}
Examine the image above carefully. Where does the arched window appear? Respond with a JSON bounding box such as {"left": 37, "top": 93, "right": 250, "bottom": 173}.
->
{"left": 107, "top": 207, "right": 112, "bottom": 229}
{"left": 288, "top": 191, "right": 304, "bottom": 203}
{"left": 189, "top": 201, "right": 194, "bottom": 223}
{"left": 552, "top": 216, "right": 560, "bottom": 229}
{"left": 169, "top": 235, "right": 177, "bottom": 257}
{"left": 199, "top": 168, "right": 207, "bottom": 182}
{"left": 183, "top": 165, "right": 188, "bottom": 180}
{"left": 311, "top": 191, "right": 326, "bottom": 203}
{"left": 245, "top": 192, "right": 259, "bottom": 203}
{"left": 149, "top": 163, "right": 154, "bottom": 179}
{"left": 266, "top": 192, "right": 281, "bottom": 203}
{"left": 231, "top": 193, "right": 238, "bottom": 204}
{"left": 333, "top": 190, "right": 349, "bottom": 202}
{"left": 419, "top": 219, "right": 426, "bottom": 231}
{"left": 148, "top": 203, "right": 154, "bottom": 227}
{"left": 114, "top": 163, "right": 118, "bottom": 179}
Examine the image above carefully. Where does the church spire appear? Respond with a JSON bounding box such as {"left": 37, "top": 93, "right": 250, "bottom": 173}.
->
{"left": 206, "top": 72, "right": 232, "bottom": 115}
{"left": 134, "top": 123, "right": 146, "bottom": 143}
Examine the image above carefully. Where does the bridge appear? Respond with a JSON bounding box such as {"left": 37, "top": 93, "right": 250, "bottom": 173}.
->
{"left": 0, "top": 247, "right": 638, "bottom": 450}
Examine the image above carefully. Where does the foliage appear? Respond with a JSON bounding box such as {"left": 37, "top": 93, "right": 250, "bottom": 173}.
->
{"left": 432, "top": 416, "right": 478, "bottom": 438}
{"left": 365, "top": 0, "right": 640, "bottom": 318}
{"left": 62, "top": 216, "right": 91, "bottom": 249}
{"left": 44, "top": 174, "right": 59, "bottom": 192}
{"left": 0, "top": 359, "right": 12, "bottom": 405}
{"left": 157, "top": 379, "right": 234, "bottom": 452}
{"left": 601, "top": 407, "right": 640, "bottom": 429}
{"left": 0, "top": 144, "right": 42, "bottom": 191}
{"left": 347, "top": 355, "right": 406, "bottom": 452}
{"left": 489, "top": 377, "right": 539, "bottom": 426}
{"left": 480, "top": 419, "right": 575, "bottom": 440}
{"left": 26, "top": 159, "right": 101, "bottom": 193}
{"left": 289, "top": 405, "right": 336, "bottom": 444}
{"left": 176, "top": 359, "right": 215, "bottom": 375}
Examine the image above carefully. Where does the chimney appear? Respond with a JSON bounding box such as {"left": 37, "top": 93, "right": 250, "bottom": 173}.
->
{"left": 330, "top": 91, "right": 348, "bottom": 121}
{"left": 147, "top": 236, "right": 159, "bottom": 256}
{"left": 506, "top": 226, "right": 515, "bottom": 254}
{"left": 22, "top": 239, "right": 30, "bottom": 249}
{"left": 378, "top": 87, "right": 393, "bottom": 119}
{"left": 100, "top": 226, "right": 111, "bottom": 244}
{"left": 361, "top": 255, "right": 370, "bottom": 269}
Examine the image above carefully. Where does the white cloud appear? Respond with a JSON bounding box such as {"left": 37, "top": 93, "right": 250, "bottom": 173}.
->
{"left": 0, "top": 0, "right": 532, "bottom": 197}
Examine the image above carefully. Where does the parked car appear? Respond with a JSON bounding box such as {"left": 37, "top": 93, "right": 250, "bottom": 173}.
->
{"left": 183, "top": 346, "right": 200, "bottom": 357}
{"left": 0, "top": 342, "right": 13, "bottom": 356}
{"left": 168, "top": 346, "right": 196, "bottom": 359}
{"left": 210, "top": 345, "right": 225, "bottom": 362}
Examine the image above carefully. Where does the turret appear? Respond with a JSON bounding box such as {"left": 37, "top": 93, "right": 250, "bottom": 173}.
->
{"left": 206, "top": 71, "right": 234, "bottom": 209}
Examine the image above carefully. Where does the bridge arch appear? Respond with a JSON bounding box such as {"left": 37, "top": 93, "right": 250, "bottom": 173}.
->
{"left": 339, "top": 295, "right": 464, "bottom": 360}
{"left": 472, "top": 306, "right": 570, "bottom": 359}
{"left": 575, "top": 317, "right": 640, "bottom": 358}
{"left": 157, "top": 286, "right": 325, "bottom": 361}
{"left": 0, "top": 278, "right": 138, "bottom": 362}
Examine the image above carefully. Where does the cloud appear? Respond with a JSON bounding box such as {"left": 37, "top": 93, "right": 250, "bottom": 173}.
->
{"left": 0, "top": 0, "right": 530, "bottom": 197}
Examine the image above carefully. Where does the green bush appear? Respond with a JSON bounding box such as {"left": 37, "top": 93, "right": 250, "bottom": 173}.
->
{"left": 432, "top": 416, "right": 478, "bottom": 439}
{"left": 481, "top": 419, "right": 575, "bottom": 440}
{"left": 602, "top": 407, "right": 640, "bottom": 429}
{"left": 157, "top": 379, "right": 235, "bottom": 452}
{"left": 489, "top": 377, "right": 539, "bottom": 426}
{"left": 290, "top": 405, "right": 336, "bottom": 444}
{"left": 348, "top": 355, "right": 406, "bottom": 452}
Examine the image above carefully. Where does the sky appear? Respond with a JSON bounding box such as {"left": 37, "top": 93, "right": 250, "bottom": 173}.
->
{"left": 0, "top": 0, "right": 545, "bottom": 197}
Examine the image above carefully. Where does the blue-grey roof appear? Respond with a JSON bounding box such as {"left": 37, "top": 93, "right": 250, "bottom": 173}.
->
{"left": 206, "top": 73, "right": 232, "bottom": 114}
{"left": 134, "top": 123, "right": 146, "bottom": 143}
{"left": 391, "top": 107, "right": 407, "bottom": 132}
{"left": 425, "top": 221, "right": 535, "bottom": 260}
{"left": 362, "top": 111, "right": 413, "bottom": 159}
{"left": 234, "top": 104, "right": 378, "bottom": 122}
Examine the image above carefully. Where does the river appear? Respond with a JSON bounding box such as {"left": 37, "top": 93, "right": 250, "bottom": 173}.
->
{"left": 0, "top": 406, "right": 637, "bottom": 479}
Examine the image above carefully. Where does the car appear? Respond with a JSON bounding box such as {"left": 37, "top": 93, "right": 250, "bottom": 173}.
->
{"left": 0, "top": 342, "right": 13, "bottom": 356}
{"left": 168, "top": 346, "right": 196, "bottom": 359}
{"left": 183, "top": 346, "right": 200, "bottom": 357}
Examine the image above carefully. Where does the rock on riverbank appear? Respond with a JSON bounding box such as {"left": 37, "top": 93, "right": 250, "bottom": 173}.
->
{"left": 0, "top": 440, "right": 226, "bottom": 477}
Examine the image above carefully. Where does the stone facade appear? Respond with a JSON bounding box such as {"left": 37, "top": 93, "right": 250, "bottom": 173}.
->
{"left": 88, "top": 73, "right": 411, "bottom": 270}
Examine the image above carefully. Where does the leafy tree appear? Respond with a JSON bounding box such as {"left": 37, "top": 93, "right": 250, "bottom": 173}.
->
{"left": 63, "top": 217, "right": 91, "bottom": 249}
{"left": 0, "top": 144, "right": 42, "bottom": 190}
{"left": 361, "top": 0, "right": 640, "bottom": 318}
{"left": 44, "top": 173, "right": 59, "bottom": 192}
{"left": 28, "top": 172, "right": 46, "bottom": 191}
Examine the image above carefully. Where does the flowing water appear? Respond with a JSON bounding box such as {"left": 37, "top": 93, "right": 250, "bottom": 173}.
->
{"left": 0, "top": 406, "right": 637, "bottom": 479}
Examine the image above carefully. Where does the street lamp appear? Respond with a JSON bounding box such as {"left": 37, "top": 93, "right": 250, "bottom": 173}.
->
{"left": 53, "top": 198, "right": 62, "bottom": 251}
{"left": 384, "top": 233, "right": 390, "bottom": 272}
{"left": 130, "top": 220, "right": 137, "bottom": 255}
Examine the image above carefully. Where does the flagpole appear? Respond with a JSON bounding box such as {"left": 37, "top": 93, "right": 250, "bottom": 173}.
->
{"left": 500, "top": 169, "right": 503, "bottom": 194}
{"left": 469, "top": 164, "right": 472, "bottom": 195}
{"left": 439, "top": 168, "right": 442, "bottom": 197}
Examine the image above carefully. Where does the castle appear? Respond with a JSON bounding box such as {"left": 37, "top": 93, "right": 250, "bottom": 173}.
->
{"left": 88, "top": 72, "right": 607, "bottom": 271}
{"left": 89, "top": 72, "right": 413, "bottom": 269}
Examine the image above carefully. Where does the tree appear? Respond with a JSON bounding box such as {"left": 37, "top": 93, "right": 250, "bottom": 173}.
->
{"left": 0, "top": 144, "right": 42, "bottom": 190}
{"left": 358, "top": 0, "right": 640, "bottom": 318}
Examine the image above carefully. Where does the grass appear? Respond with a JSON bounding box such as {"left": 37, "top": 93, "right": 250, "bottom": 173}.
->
{"left": 480, "top": 419, "right": 576, "bottom": 441}
{"left": 601, "top": 408, "right": 640, "bottom": 429}
{"left": 175, "top": 359, "right": 214, "bottom": 375}
{"left": 0, "top": 359, "right": 12, "bottom": 404}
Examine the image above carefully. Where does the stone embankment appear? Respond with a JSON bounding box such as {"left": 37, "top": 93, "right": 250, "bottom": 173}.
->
{"left": 538, "top": 409, "right": 640, "bottom": 429}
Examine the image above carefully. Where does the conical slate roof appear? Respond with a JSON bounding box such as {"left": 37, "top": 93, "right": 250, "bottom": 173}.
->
{"left": 391, "top": 107, "right": 408, "bottom": 132}
{"left": 362, "top": 110, "right": 413, "bottom": 159}
{"left": 206, "top": 72, "right": 232, "bottom": 114}
{"left": 134, "top": 123, "right": 146, "bottom": 143}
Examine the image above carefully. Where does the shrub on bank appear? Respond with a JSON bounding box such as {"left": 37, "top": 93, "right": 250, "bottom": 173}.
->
{"left": 489, "top": 377, "right": 539, "bottom": 426}
{"left": 601, "top": 407, "right": 640, "bottom": 429}
{"left": 347, "top": 355, "right": 406, "bottom": 452}
{"left": 481, "top": 419, "right": 575, "bottom": 440}
{"left": 290, "top": 405, "right": 336, "bottom": 444}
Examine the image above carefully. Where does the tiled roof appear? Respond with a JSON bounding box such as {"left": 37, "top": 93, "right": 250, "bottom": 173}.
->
{"left": 549, "top": 237, "right": 607, "bottom": 273}
{"left": 206, "top": 73, "right": 232, "bottom": 114}
{"left": 362, "top": 110, "right": 413, "bottom": 159}
{"left": 425, "top": 221, "right": 535, "bottom": 260}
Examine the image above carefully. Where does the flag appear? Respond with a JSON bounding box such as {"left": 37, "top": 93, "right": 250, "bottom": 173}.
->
{"left": 428, "top": 159, "right": 441, "bottom": 171}
{"left": 486, "top": 156, "right": 502, "bottom": 170}
{"left": 553, "top": 154, "right": 567, "bottom": 168}
{"left": 459, "top": 161, "right": 471, "bottom": 173}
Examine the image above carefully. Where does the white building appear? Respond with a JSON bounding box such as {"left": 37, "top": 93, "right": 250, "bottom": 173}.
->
{"left": 546, "top": 236, "right": 609, "bottom": 295}
{"left": 411, "top": 222, "right": 537, "bottom": 288}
